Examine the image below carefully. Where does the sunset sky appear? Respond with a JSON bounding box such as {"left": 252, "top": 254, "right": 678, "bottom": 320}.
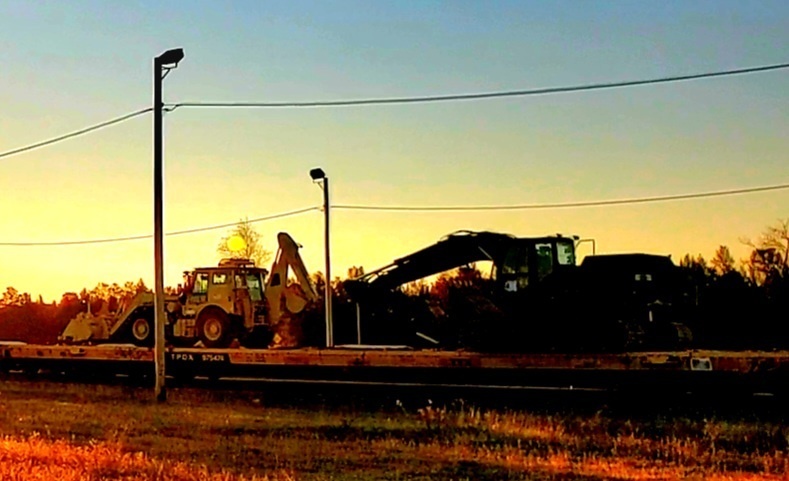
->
{"left": 1, "top": 0, "right": 788, "bottom": 301}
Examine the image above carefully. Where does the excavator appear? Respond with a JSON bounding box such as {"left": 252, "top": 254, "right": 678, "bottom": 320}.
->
{"left": 343, "top": 230, "right": 693, "bottom": 352}
{"left": 59, "top": 232, "right": 319, "bottom": 349}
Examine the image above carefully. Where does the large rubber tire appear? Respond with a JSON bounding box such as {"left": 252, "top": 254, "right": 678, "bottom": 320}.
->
{"left": 129, "top": 312, "right": 154, "bottom": 347}
{"left": 197, "top": 309, "right": 232, "bottom": 348}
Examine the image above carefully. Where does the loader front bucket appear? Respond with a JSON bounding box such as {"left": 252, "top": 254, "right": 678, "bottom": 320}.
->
{"left": 58, "top": 312, "right": 110, "bottom": 344}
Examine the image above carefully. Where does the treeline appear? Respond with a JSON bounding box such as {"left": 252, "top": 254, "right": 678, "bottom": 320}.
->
{"left": 0, "top": 281, "right": 149, "bottom": 344}
{"left": 0, "top": 289, "right": 83, "bottom": 344}
{"left": 0, "top": 280, "right": 149, "bottom": 310}
{"left": 680, "top": 221, "right": 789, "bottom": 349}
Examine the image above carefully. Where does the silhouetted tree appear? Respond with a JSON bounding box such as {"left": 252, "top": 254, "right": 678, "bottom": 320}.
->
{"left": 82, "top": 279, "right": 149, "bottom": 314}
{"left": 741, "top": 220, "right": 789, "bottom": 346}
{"left": 678, "top": 220, "right": 789, "bottom": 349}
{"left": 710, "top": 245, "right": 737, "bottom": 276}
{"left": 0, "top": 287, "right": 30, "bottom": 307}
{"left": 742, "top": 219, "right": 789, "bottom": 286}
{"left": 217, "top": 218, "right": 272, "bottom": 267}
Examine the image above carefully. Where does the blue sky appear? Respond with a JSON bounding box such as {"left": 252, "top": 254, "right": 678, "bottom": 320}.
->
{"left": 1, "top": 0, "right": 787, "bottom": 300}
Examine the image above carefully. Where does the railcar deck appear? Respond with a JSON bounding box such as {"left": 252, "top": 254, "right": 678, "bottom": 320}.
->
{"left": 2, "top": 342, "right": 787, "bottom": 393}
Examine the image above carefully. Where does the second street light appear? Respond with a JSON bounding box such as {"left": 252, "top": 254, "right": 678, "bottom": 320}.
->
{"left": 310, "top": 167, "right": 333, "bottom": 347}
{"left": 153, "top": 47, "right": 184, "bottom": 402}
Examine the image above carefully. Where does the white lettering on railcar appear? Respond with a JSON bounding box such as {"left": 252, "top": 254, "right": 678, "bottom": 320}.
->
{"left": 202, "top": 354, "right": 225, "bottom": 362}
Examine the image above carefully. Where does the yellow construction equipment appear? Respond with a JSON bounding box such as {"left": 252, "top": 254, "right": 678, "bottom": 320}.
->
{"left": 59, "top": 232, "right": 318, "bottom": 348}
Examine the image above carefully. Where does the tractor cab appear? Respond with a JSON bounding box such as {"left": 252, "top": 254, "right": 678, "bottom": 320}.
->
{"left": 179, "top": 259, "right": 270, "bottom": 340}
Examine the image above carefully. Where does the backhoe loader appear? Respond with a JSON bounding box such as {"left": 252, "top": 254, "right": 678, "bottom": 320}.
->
{"left": 59, "top": 232, "right": 318, "bottom": 348}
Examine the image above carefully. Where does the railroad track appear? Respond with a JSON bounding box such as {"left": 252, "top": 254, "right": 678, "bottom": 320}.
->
{"left": 2, "top": 366, "right": 786, "bottom": 421}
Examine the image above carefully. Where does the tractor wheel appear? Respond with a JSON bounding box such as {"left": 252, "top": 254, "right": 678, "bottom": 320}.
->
{"left": 129, "top": 313, "right": 154, "bottom": 347}
{"left": 197, "top": 309, "right": 232, "bottom": 348}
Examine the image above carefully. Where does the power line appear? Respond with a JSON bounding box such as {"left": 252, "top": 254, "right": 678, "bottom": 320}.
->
{"left": 168, "top": 62, "right": 789, "bottom": 109}
{"left": 333, "top": 183, "right": 789, "bottom": 212}
{"left": 0, "top": 61, "right": 786, "bottom": 244}
{"left": 0, "top": 207, "right": 318, "bottom": 247}
{"left": 1, "top": 62, "right": 785, "bottom": 160}
{"left": 0, "top": 108, "right": 152, "bottom": 160}
{"left": 2, "top": 182, "right": 787, "bottom": 247}
{"left": 165, "top": 207, "right": 318, "bottom": 235}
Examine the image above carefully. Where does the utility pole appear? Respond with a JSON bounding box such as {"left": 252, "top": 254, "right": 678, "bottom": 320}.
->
{"left": 153, "top": 48, "right": 184, "bottom": 402}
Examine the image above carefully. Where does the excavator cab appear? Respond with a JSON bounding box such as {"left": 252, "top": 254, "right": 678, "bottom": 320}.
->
{"left": 496, "top": 236, "right": 576, "bottom": 293}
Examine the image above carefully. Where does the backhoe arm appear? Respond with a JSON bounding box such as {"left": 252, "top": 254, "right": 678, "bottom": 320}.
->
{"left": 265, "top": 232, "right": 319, "bottom": 347}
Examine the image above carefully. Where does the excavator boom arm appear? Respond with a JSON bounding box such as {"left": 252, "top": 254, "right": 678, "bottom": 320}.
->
{"left": 352, "top": 231, "right": 517, "bottom": 290}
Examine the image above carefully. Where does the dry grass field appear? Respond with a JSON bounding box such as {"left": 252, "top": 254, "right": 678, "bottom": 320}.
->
{"left": 0, "top": 379, "right": 787, "bottom": 480}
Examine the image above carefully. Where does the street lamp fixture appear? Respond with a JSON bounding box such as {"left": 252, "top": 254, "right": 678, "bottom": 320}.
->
{"left": 158, "top": 48, "right": 184, "bottom": 68}
{"left": 153, "top": 47, "right": 184, "bottom": 403}
{"left": 310, "top": 167, "right": 333, "bottom": 347}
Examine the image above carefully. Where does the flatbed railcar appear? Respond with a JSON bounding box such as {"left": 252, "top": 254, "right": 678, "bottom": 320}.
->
{"left": 3, "top": 342, "right": 788, "bottom": 395}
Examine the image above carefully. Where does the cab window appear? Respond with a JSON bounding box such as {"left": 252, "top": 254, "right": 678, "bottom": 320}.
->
{"left": 557, "top": 241, "right": 575, "bottom": 266}
{"left": 502, "top": 246, "right": 529, "bottom": 275}
{"left": 246, "top": 273, "right": 263, "bottom": 302}
{"left": 501, "top": 246, "right": 530, "bottom": 290}
{"left": 193, "top": 273, "right": 209, "bottom": 294}
{"left": 212, "top": 273, "right": 228, "bottom": 285}
{"left": 535, "top": 243, "right": 554, "bottom": 280}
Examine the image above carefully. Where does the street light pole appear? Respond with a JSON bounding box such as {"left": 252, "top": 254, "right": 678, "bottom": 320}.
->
{"left": 309, "top": 168, "right": 333, "bottom": 347}
{"left": 322, "top": 174, "right": 333, "bottom": 348}
{"left": 153, "top": 48, "right": 184, "bottom": 402}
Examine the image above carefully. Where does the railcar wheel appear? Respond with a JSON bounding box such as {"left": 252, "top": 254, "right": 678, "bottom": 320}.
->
{"left": 197, "top": 309, "right": 232, "bottom": 348}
